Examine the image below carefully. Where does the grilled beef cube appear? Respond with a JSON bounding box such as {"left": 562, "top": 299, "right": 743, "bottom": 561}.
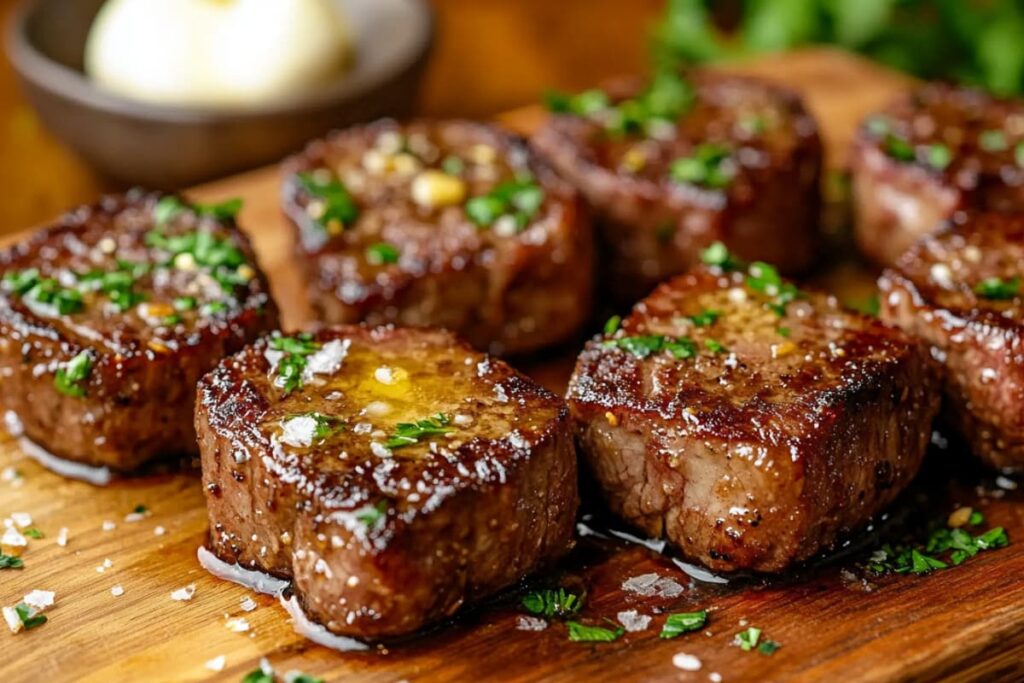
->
{"left": 532, "top": 70, "right": 822, "bottom": 302}
{"left": 0, "top": 190, "right": 277, "bottom": 472}
{"left": 281, "top": 120, "right": 593, "bottom": 356}
{"left": 880, "top": 213, "right": 1024, "bottom": 471}
{"left": 851, "top": 83, "right": 1024, "bottom": 267}
{"left": 567, "top": 252, "right": 941, "bottom": 572}
{"left": 196, "top": 325, "right": 578, "bottom": 639}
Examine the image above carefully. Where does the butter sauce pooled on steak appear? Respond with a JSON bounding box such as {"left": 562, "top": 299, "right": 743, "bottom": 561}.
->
{"left": 196, "top": 325, "right": 578, "bottom": 639}
{"left": 880, "top": 213, "right": 1024, "bottom": 471}
{"left": 0, "top": 190, "right": 277, "bottom": 472}
{"left": 851, "top": 84, "right": 1024, "bottom": 267}
{"left": 532, "top": 70, "right": 822, "bottom": 302}
{"left": 281, "top": 120, "right": 594, "bottom": 356}
{"left": 566, "top": 245, "right": 941, "bottom": 572}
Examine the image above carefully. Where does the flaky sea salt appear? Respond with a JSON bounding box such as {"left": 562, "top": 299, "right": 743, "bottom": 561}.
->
{"left": 673, "top": 653, "right": 702, "bottom": 671}
{"left": 616, "top": 609, "right": 652, "bottom": 632}
{"left": 171, "top": 584, "right": 196, "bottom": 602}
{"left": 516, "top": 615, "right": 548, "bottom": 631}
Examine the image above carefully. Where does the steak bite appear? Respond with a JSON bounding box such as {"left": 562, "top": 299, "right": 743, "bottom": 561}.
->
{"left": 0, "top": 191, "right": 277, "bottom": 472}
{"left": 851, "top": 84, "right": 1024, "bottom": 267}
{"left": 532, "top": 70, "right": 822, "bottom": 302}
{"left": 281, "top": 120, "right": 593, "bottom": 356}
{"left": 566, "top": 247, "right": 941, "bottom": 572}
{"left": 879, "top": 213, "right": 1024, "bottom": 471}
{"left": 196, "top": 325, "right": 578, "bottom": 639}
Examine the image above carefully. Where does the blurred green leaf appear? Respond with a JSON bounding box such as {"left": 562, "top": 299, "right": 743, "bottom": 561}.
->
{"left": 824, "top": 0, "right": 894, "bottom": 47}
{"left": 742, "top": 0, "right": 821, "bottom": 53}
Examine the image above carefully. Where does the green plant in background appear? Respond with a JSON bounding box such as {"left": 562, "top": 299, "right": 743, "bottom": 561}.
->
{"left": 654, "top": 0, "right": 1024, "bottom": 96}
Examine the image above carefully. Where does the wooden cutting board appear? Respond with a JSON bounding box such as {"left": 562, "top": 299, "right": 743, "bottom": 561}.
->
{"left": 2, "top": 49, "right": 1023, "bottom": 683}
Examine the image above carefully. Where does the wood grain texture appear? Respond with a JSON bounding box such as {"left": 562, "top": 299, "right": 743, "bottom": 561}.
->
{"left": 1, "top": 50, "right": 1022, "bottom": 683}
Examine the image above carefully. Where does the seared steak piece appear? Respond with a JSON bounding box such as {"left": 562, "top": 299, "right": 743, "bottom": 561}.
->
{"left": 0, "top": 190, "right": 277, "bottom": 472}
{"left": 532, "top": 70, "right": 822, "bottom": 302}
{"left": 281, "top": 120, "right": 593, "bottom": 356}
{"left": 197, "top": 325, "right": 578, "bottom": 639}
{"left": 566, "top": 248, "right": 941, "bottom": 572}
{"left": 851, "top": 83, "right": 1024, "bottom": 267}
{"left": 880, "top": 213, "right": 1024, "bottom": 471}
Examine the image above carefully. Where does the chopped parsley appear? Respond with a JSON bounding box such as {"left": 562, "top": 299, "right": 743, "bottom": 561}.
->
{"left": 925, "top": 143, "right": 952, "bottom": 170}
{"left": 465, "top": 179, "right": 545, "bottom": 231}
{"left": 241, "top": 669, "right": 274, "bottom": 683}
{"left": 777, "top": 326, "right": 792, "bottom": 337}
{"left": 145, "top": 227, "right": 249, "bottom": 294}
{"left": 193, "top": 197, "right": 244, "bottom": 221}
{"left": 670, "top": 143, "right": 735, "bottom": 189}
{"left": 22, "top": 528, "right": 43, "bottom": 539}
{"left": 704, "top": 338, "right": 727, "bottom": 354}
{"left": 14, "top": 603, "right": 46, "bottom": 630}
{"left": 974, "top": 276, "right": 1020, "bottom": 300}
{"left": 979, "top": 129, "right": 1008, "bottom": 152}
{"left": 865, "top": 115, "right": 890, "bottom": 137}
{"left": 747, "top": 261, "right": 803, "bottom": 316}
{"left": 700, "top": 241, "right": 743, "bottom": 271}
{"left": 269, "top": 333, "right": 321, "bottom": 395}
{"left": 79, "top": 267, "right": 146, "bottom": 312}
{"left": 290, "top": 676, "right": 325, "bottom": 683}
{"left": 689, "top": 309, "right": 720, "bottom": 327}
{"left": 366, "top": 242, "right": 400, "bottom": 265}
{"left": 759, "top": 640, "right": 782, "bottom": 655}
{"left": 603, "top": 315, "right": 622, "bottom": 335}
{"left": 567, "top": 620, "right": 624, "bottom": 643}
{"left": 521, "top": 588, "right": 584, "bottom": 618}
{"left": 55, "top": 350, "right": 93, "bottom": 398}
{"left": 866, "top": 509, "right": 1008, "bottom": 574}
{"left": 735, "top": 626, "right": 762, "bottom": 651}
{"left": 153, "top": 196, "right": 187, "bottom": 226}
{"left": 0, "top": 553, "right": 24, "bottom": 569}
{"left": 545, "top": 88, "right": 612, "bottom": 117}
{"left": 173, "top": 296, "right": 197, "bottom": 311}
{"left": 4, "top": 270, "right": 85, "bottom": 315}
{"left": 603, "top": 335, "right": 696, "bottom": 360}
{"left": 386, "top": 413, "right": 453, "bottom": 449}
{"left": 354, "top": 500, "right": 388, "bottom": 528}
{"left": 847, "top": 294, "right": 881, "bottom": 317}
{"left": 441, "top": 155, "right": 465, "bottom": 176}
{"left": 296, "top": 172, "right": 359, "bottom": 232}
{"left": 133, "top": 504, "right": 148, "bottom": 514}
{"left": 660, "top": 610, "right": 707, "bottom": 639}
{"left": 883, "top": 134, "right": 915, "bottom": 162}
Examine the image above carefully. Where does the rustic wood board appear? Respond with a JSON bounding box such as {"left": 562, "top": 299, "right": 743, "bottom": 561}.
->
{"left": 2, "top": 49, "right": 1023, "bottom": 683}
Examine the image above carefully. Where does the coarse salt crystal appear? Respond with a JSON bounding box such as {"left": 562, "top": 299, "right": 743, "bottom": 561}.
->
{"left": 10, "top": 512, "right": 32, "bottom": 528}
{"left": 57, "top": 527, "right": 69, "bottom": 547}
{"left": 516, "top": 615, "right": 548, "bottom": 631}
{"left": 171, "top": 584, "right": 196, "bottom": 602}
{"left": 3, "top": 606, "right": 22, "bottom": 633}
{"left": 22, "top": 590, "right": 54, "bottom": 611}
{"left": 673, "top": 653, "right": 702, "bottom": 671}
{"left": 154, "top": 526, "right": 166, "bottom": 537}
{"left": 111, "top": 585, "right": 125, "bottom": 597}
{"left": 96, "top": 558, "right": 113, "bottom": 573}
{"left": 225, "top": 617, "right": 250, "bottom": 633}
{"left": 205, "top": 655, "right": 227, "bottom": 672}
{"left": 617, "top": 609, "right": 652, "bottom": 632}
{"left": 102, "top": 520, "right": 116, "bottom": 531}
{"left": 240, "top": 597, "right": 258, "bottom": 612}
{"left": 2, "top": 526, "right": 27, "bottom": 549}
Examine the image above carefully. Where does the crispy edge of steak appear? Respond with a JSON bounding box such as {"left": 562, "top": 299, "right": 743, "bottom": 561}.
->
{"left": 566, "top": 272, "right": 941, "bottom": 572}
{"left": 879, "top": 219, "right": 1024, "bottom": 471}
{"left": 196, "top": 325, "right": 579, "bottom": 638}
{"left": 532, "top": 73, "right": 822, "bottom": 302}
{"left": 281, "top": 120, "right": 594, "bottom": 356}
{"left": 0, "top": 192, "right": 279, "bottom": 470}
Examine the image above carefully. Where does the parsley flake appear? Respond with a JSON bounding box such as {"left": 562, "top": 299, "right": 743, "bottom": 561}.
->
{"left": 660, "top": 610, "right": 707, "bottom": 639}
{"left": 735, "top": 626, "right": 762, "bottom": 651}
{"left": 55, "top": 350, "right": 93, "bottom": 398}
{"left": 689, "top": 309, "right": 721, "bottom": 327}
{"left": 386, "top": 413, "right": 453, "bottom": 449}
{"left": 567, "top": 620, "right": 624, "bottom": 643}
{"left": 22, "top": 528, "right": 43, "bottom": 539}
{"left": 14, "top": 603, "right": 46, "bottom": 630}
{"left": 758, "top": 640, "right": 782, "bottom": 655}
{"left": 366, "top": 242, "right": 400, "bottom": 265}
{"left": 603, "top": 335, "right": 696, "bottom": 360}
{"left": 354, "top": 500, "right": 389, "bottom": 528}
{"left": 295, "top": 172, "right": 359, "bottom": 233}
{"left": 0, "top": 553, "right": 24, "bottom": 570}
{"left": 670, "top": 143, "right": 735, "bottom": 189}
{"left": 700, "top": 242, "right": 743, "bottom": 271}
{"left": 603, "top": 315, "right": 622, "bottom": 335}
{"left": 521, "top": 588, "right": 584, "bottom": 619}
{"left": 269, "top": 334, "right": 321, "bottom": 395}
{"left": 974, "top": 276, "right": 1020, "bottom": 300}
{"left": 465, "top": 180, "right": 545, "bottom": 231}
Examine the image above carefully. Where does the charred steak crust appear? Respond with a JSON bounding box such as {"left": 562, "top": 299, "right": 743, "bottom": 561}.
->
{"left": 566, "top": 262, "right": 941, "bottom": 572}
{"left": 851, "top": 83, "right": 1024, "bottom": 267}
{"left": 0, "top": 190, "right": 278, "bottom": 470}
{"left": 280, "top": 119, "right": 594, "bottom": 356}
{"left": 532, "top": 71, "right": 822, "bottom": 302}
{"left": 879, "top": 213, "right": 1024, "bottom": 471}
{"left": 196, "top": 325, "right": 578, "bottom": 638}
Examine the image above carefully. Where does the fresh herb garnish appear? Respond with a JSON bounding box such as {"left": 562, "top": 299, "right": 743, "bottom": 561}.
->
{"left": 735, "top": 626, "right": 762, "bottom": 651}
{"left": 866, "top": 510, "right": 1008, "bottom": 574}
{"left": 603, "top": 335, "right": 696, "bottom": 360}
{"left": 777, "top": 326, "right": 792, "bottom": 337}
{"left": 670, "top": 143, "right": 735, "bottom": 189}
{"left": 660, "top": 610, "right": 707, "bottom": 639}
{"left": 441, "top": 155, "right": 465, "bottom": 176}
{"left": 848, "top": 294, "right": 881, "bottom": 317}
{"left": 979, "top": 129, "right": 1009, "bottom": 152}
{"left": 758, "top": 640, "right": 782, "bottom": 655}
{"left": 145, "top": 227, "right": 249, "bottom": 295}
{"left": 521, "top": 588, "right": 584, "bottom": 618}
{"left": 354, "top": 500, "right": 388, "bottom": 528}
{"left": 286, "top": 412, "right": 346, "bottom": 443}
{"left": 154, "top": 196, "right": 187, "bottom": 226}
{"left": 269, "top": 333, "right": 321, "bottom": 395}
{"left": 14, "top": 603, "right": 46, "bottom": 630}
{"left": 133, "top": 504, "right": 148, "bottom": 514}
{"left": 2, "top": 268, "right": 41, "bottom": 296}
{"left": 704, "top": 338, "right": 727, "bottom": 353}
{"left": 385, "top": 413, "right": 453, "bottom": 449}
{"left": 193, "top": 197, "right": 244, "bottom": 221}
{"left": 465, "top": 180, "right": 545, "bottom": 231}
{"left": 22, "top": 528, "right": 43, "bottom": 539}
{"left": 173, "top": 296, "right": 197, "bottom": 311}
{"left": 746, "top": 261, "right": 803, "bottom": 316}
{"left": 974, "top": 276, "right": 1021, "bottom": 300}
{"left": 925, "top": 143, "right": 952, "bottom": 170}
{"left": 0, "top": 554, "right": 24, "bottom": 569}
{"left": 10, "top": 274, "right": 85, "bottom": 315}
{"left": 545, "top": 88, "right": 612, "bottom": 117}
{"left": 883, "top": 134, "right": 915, "bottom": 162}
{"left": 607, "top": 71, "right": 695, "bottom": 136}
{"left": 700, "top": 241, "right": 743, "bottom": 271}
{"left": 55, "top": 350, "right": 93, "bottom": 398}
{"left": 241, "top": 669, "right": 274, "bottom": 683}
{"left": 567, "top": 620, "right": 624, "bottom": 643}
{"left": 689, "top": 309, "right": 720, "bottom": 327}
{"left": 290, "top": 675, "right": 325, "bottom": 683}
{"left": 296, "top": 172, "right": 359, "bottom": 233}
{"left": 603, "top": 315, "right": 622, "bottom": 335}
{"left": 366, "top": 242, "right": 400, "bottom": 265}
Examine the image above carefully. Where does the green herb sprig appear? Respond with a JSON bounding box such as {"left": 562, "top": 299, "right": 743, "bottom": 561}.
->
{"left": 567, "top": 619, "right": 624, "bottom": 643}
{"left": 974, "top": 276, "right": 1021, "bottom": 300}
{"left": 465, "top": 180, "right": 545, "bottom": 231}
{"left": 55, "top": 350, "right": 93, "bottom": 398}
{"left": 866, "top": 510, "right": 1008, "bottom": 575}
{"left": 603, "top": 335, "right": 697, "bottom": 360}
{"left": 385, "top": 413, "right": 453, "bottom": 449}
{"left": 295, "top": 172, "right": 359, "bottom": 233}
{"left": 521, "top": 588, "right": 584, "bottom": 619}
{"left": 660, "top": 610, "right": 707, "bottom": 639}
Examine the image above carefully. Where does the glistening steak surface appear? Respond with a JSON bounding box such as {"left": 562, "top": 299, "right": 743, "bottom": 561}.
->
{"left": 851, "top": 84, "right": 1024, "bottom": 267}
{"left": 281, "top": 119, "right": 593, "bottom": 356}
{"left": 880, "top": 213, "right": 1024, "bottom": 471}
{"left": 566, "top": 251, "right": 941, "bottom": 572}
{"left": 0, "top": 191, "right": 277, "bottom": 471}
{"left": 197, "top": 325, "right": 578, "bottom": 639}
{"left": 532, "top": 70, "right": 822, "bottom": 302}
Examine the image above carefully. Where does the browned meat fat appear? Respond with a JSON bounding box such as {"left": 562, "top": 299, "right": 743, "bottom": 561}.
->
{"left": 880, "top": 213, "right": 1024, "bottom": 471}
{"left": 532, "top": 71, "right": 822, "bottom": 302}
{"left": 196, "top": 325, "right": 578, "bottom": 639}
{"left": 567, "top": 252, "right": 941, "bottom": 572}
{"left": 0, "top": 190, "right": 277, "bottom": 472}
{"left": 281, "top": 119, "right": 594, "bottom": 356}
{"left": 851, "top": 83, "right": 1024, "bottom": 267}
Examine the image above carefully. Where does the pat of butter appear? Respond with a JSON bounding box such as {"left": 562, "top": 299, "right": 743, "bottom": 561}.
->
{"left": 85, "top": 0, "right": 352, "bottom": 107}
